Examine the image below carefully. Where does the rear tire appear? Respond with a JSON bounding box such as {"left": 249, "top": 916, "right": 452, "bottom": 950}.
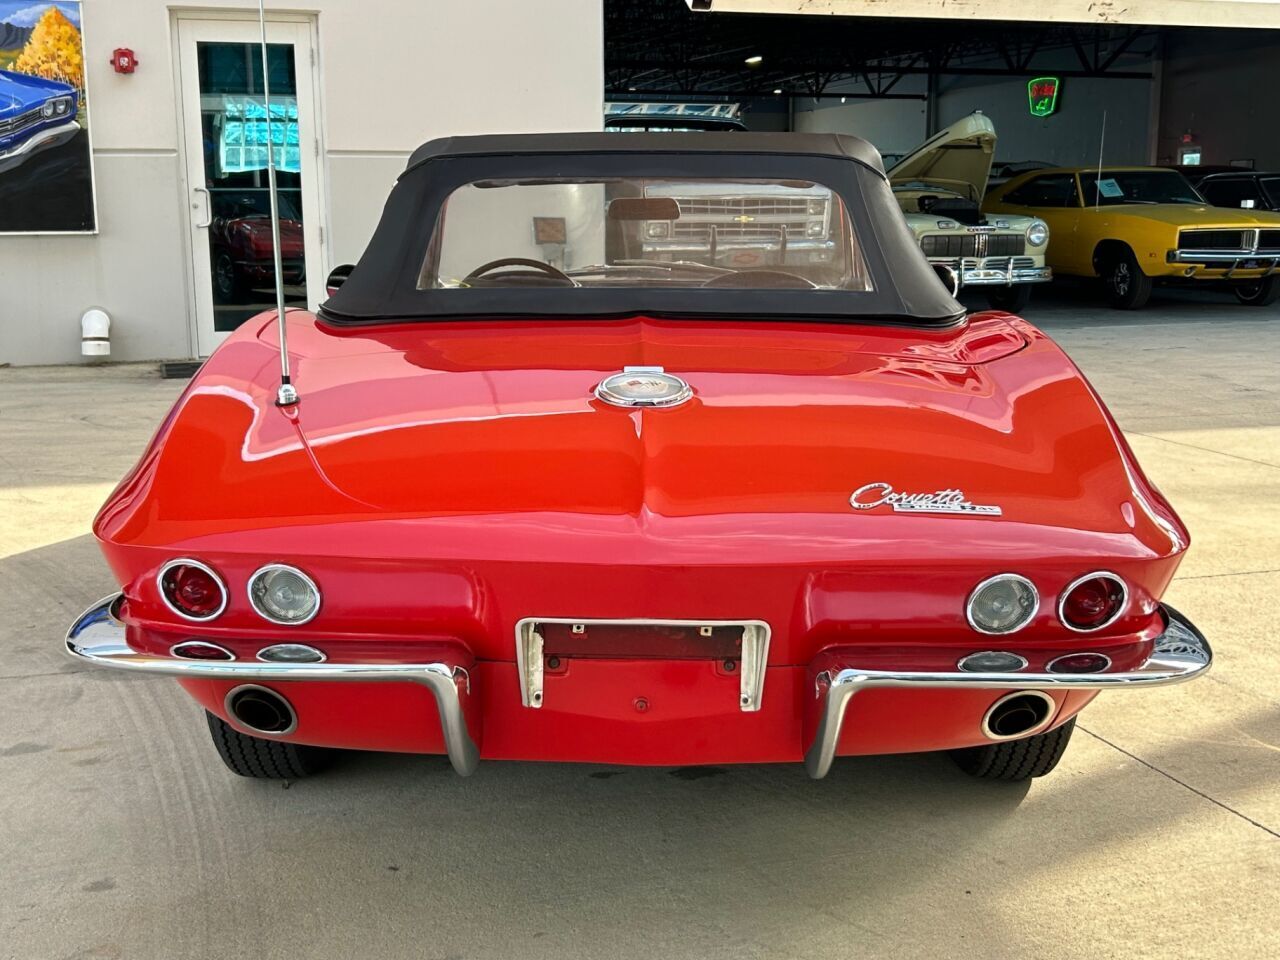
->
{"left": 984, "top": 284, "right": 1033, "bottom": 312}
{"left": 1102, "top": 248, "right": 1153, "bottom": 309}
{"left": 950, "top": 717, "right": 1076, "bottom": 781}
{"left": 206, "top": 711, "right": 332, "bottom": 779}
{"left": 1233, "top": 275, "right": 1280, "bottom": 307}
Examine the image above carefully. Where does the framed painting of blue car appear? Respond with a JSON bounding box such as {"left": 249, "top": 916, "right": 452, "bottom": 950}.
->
{"left": 0, "top": 1, "right": 97, "bottom": 233}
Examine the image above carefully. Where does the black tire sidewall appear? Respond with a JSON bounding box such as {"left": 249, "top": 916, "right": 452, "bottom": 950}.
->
{"left": 1104, "top": 249, "right": 1152, "bottom": 309}
{"left": 950, "top": 717, "right": 1077, "bottom": 781}
{"left": 1234, "top": 275, "right": 1280, "bottom": 306}
{"left": 206, "top": 711, "right": 331, "bottom": 779}
{"left": 985, "top": 285, "right": 1033, "bottom": 312}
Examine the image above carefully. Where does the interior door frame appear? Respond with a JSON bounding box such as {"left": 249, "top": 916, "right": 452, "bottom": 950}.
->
{"left": 172, "top": 11, "right": 329, "bottom": 358}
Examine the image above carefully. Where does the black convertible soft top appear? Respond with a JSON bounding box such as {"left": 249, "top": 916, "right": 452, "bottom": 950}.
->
{"left": 322, "top": 131, "right": 964, "bottom": 326}
{"left": 405, "top": 131, "right": 888, "bottom": 173}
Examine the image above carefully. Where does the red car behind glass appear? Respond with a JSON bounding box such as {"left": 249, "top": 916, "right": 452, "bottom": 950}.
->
{"left": 68, "top": 132, "right": 1210, "bottom": 785}
{"left": 209, "top": 192, "right": 305, "bottom": 302}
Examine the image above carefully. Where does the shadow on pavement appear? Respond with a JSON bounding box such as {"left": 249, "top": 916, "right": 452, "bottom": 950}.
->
{"left": 963, "top": 278, "right": 1280, "bottom": 328}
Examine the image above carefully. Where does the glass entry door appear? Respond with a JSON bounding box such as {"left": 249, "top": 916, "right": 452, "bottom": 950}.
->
{"left": 176, "top": 18, "right": 324, "bottom": 357}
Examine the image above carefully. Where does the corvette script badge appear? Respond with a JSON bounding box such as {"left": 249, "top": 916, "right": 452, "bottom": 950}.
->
{"left": 850, "top": 482, "right": 1002, "bottom": 516}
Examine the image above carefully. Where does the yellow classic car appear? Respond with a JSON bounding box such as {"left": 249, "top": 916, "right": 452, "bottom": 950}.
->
{"left": 984, "top": 166, "right": 1280, "bottom": 308}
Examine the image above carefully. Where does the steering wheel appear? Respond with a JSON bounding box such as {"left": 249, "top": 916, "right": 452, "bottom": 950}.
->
{"left": 700, "top": 270, "right": 817, "bottom": 290}
{"left": 464, "top": 258, "right": 573, "bottom": 284}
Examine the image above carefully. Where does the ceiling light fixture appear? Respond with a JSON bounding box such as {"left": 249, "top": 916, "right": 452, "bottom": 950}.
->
{"left": 744, "top": 54, "right": 763, "bottom": 65}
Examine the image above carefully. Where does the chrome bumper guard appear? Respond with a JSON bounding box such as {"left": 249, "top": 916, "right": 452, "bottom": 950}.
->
{"left": 959, "top": 265, "right": 1052, "bottom": 287}
{"left": 65, "top": 595, "right": 480, "bottom": 776}
{"left": 803, "top": 605, "right": 1211, "bottom": 780}
{"left": 930, "top": 257, "right": 1052, "bottom": 288}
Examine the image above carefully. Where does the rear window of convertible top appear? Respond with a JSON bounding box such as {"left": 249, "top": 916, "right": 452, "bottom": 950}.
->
{"left": 418, "top": 176, "right": 874, "bottom": 293}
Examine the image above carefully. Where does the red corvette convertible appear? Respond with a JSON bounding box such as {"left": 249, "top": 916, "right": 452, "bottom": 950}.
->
{"left": 67, "top": 133, "right": 1210, "bottom": 783}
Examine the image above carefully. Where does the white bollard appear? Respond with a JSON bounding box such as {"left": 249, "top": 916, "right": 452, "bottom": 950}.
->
{"left": 81, "top": 308, "right": 111, "bottom": 358}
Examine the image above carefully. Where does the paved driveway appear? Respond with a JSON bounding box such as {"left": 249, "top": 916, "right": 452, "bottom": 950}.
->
{"left": 2, "top": 288, "right": 1276, "bottom": 959}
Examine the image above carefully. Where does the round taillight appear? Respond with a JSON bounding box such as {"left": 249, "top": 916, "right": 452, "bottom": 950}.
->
{"left": 158, "top": 560, "right": 227, "bottom": 621}
{"left": 248, "top": 565, "right": 320, "bottom": 625}
{"left": 1059, "top": 572, "right": 1127, "bottom": 632}
{"left": 966, "top": 574, "right": 1039, "bottom": 635}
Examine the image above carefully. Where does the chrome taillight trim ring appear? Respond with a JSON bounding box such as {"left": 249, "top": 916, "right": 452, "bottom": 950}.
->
{"left": 247, "top": 564, "right": 322, "bottom": 626}
{"left": 957, "top": 651, "right": 1029, "bottom": 673}
{"left": 171, "top": 640, "right": 236, "bottom": 661}
{"left": 156, "top": 558, "right": 229, "bottom": 622}
{"left": 1046, "top": 652, "right": 1113, "bottom": 674}
{"left": 965, "top": 573, "right": 1040, "bottom": 636}
{"left": 256, "top": 643, "right": 327, "bottom": 664}
{"left": 1058, "top": 571, "right": 1129, "bottom": 633}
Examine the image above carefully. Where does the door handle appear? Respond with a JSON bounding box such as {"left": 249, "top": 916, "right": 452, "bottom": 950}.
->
{"left": 193, "top": 186, "right": 212, "bottom": 228}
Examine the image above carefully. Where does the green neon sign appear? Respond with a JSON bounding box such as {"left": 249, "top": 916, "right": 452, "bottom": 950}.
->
{"left": 1028, "top": 77, "right": 1061, "bottom": 117}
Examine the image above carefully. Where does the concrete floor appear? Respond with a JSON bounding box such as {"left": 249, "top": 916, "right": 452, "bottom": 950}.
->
{"left": 2, "top": 287, "right": 1277, "bottom": 959}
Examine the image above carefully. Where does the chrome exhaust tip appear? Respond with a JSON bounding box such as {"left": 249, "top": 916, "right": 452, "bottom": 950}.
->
{"left": 225, "top": 684, "right": 297, "bottom": 736}
{"left": 981, "top": 691, "right": 1055, "bottom": 741}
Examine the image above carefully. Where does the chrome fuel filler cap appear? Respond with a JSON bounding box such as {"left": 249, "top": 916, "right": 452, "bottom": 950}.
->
{"left": 595, "top": 366, "right": 692, "bottom": 409}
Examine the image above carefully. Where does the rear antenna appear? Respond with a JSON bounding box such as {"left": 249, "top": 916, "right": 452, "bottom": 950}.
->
{"left": 257, "top": 0, "right": 297, "bottom": 407}
{"left": 1094, "top": 110, "right": 1107, "bottom": 212}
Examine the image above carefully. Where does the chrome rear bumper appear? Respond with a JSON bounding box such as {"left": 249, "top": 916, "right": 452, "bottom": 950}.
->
{"left": 68, "top": 596, "right": 1209, "bottom": 780}
{"left": 803, "top": 604, "right": 1211, "bottom": 779}
{"left": 65, "top": 595, "right": 480, "bottom": 775}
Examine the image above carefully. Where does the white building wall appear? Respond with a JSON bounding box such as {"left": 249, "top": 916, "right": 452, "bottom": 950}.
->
{"left": 793, "top": 85, "right": 928, "bottom": 160}
{"left": 0, "top": 0, "right": 603, "bottom": 366}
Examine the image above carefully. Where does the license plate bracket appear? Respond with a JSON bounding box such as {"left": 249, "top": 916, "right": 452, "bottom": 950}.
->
{"left": 515, "top": 617, "right": 770, "bottom": 713}
{"left": 538, "top": 622, "right": 745, "bottom": 660}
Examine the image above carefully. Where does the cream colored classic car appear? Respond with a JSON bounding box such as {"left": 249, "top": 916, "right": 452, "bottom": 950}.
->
{"left": 889, "top": 112, "right": 1051, "bottom": 310}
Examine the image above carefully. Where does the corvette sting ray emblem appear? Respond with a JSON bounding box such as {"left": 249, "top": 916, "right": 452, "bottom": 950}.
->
{"left": 850, "top": 482, "right": 1002, "bottom": 516}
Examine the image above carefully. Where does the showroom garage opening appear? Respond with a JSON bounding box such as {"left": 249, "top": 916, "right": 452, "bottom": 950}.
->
{"left": 606, "top": 0, "right": 1280, "bottom": 173}
{"left": 604, "top": 0, "right": 1280, "bottom": 311}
